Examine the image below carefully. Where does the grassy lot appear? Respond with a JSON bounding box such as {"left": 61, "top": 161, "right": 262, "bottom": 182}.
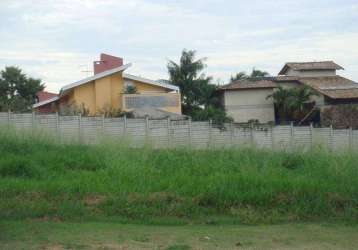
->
{"left": 0, "top": 128, "right": 358, "bottom": 224}
{"left": 1, "top": 220, "right": 358, "bottom": 250}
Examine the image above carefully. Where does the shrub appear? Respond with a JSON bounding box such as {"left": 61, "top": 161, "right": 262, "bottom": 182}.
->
{"left": 0, "top": 154, "right": 41, "bottom": 178}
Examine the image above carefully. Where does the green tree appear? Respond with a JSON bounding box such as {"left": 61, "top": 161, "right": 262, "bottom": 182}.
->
{"left": 250, "top": 68, "right": 269, "bottom": 78}
{"left": 288, "top": 86, "right": 317, "bottom": 121}
{"left": 230, "top": 68, "right": 269, "bottom": 82}
{"left": 168, "top": 50, "right": 231, "bottom": 123}
{"left": 266, "top": 86, "right": 293, "bottom": 122}
{"left": 289, "top": 86, "right": 317, "bottom": 112}
{"left": 0, "top": 66, "right": 44, "bottom": 112}
{"left": 267, "top": 86, "right": 317, "bottom": 123}
{"left": 230, "top": 71, "right": 248, "bottom": 82}
{"left": 167, "top": 50, "right": 208, "bottom": 109}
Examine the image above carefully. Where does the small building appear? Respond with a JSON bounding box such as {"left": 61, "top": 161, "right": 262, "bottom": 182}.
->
{"left": 33, "top": 54, "right": 181, "bottom": 116}
{"left": 219, "top": 61, "right": 358, "bottom": 124}
{"left": 218, "top": 78, "right": 277, "bottom": 123}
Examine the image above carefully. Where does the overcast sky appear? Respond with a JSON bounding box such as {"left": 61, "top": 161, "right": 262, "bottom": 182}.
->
{"left": 0, "top": 0, "right": 358, "bottom": 92}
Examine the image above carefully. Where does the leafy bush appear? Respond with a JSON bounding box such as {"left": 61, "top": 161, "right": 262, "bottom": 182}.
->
{"left": 191, "top": 105, "right": 233, "bottom": 125}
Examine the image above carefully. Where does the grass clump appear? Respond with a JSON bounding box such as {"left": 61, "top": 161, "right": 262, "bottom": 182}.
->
{"left": 0, "top": 128, "right": 357, "bottom": 224}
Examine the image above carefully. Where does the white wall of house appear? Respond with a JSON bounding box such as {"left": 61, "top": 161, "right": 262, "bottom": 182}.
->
{"left": 224, "top": 89, "right": 275, "bottom": 123}
{"left": 285, "top": 68, "right": 336, "bottom": 77}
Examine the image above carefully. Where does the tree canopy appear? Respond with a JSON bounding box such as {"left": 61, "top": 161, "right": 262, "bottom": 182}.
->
{"left": 267, "top": 86, "right": 317, "bottom": 123}
{"left": 230, "top": 68, "right": 269, "bottom": 82}
{"left": 167, "top": 50, "right": 231, "bottom": 123}
{"left": 0, "top": 66, "right": 44, "bottom": 112}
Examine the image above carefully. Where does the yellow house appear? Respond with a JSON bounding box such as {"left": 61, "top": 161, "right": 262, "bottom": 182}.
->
{"left": 33, "top": 57, "right": 181, "bottom": 116}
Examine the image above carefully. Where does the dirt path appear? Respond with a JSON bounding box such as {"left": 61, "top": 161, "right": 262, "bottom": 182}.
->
{"left": 1, "top": 221, "right": 357, "bottom": 249}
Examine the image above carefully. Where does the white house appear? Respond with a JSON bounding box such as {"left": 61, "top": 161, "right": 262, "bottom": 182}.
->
{"left": 219, "top": 61, "right": 358, "bottom": 123}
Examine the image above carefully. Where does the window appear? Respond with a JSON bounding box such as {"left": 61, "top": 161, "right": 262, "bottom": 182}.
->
{"left": 125, "top": 95, "right": 178, "bottom": 109}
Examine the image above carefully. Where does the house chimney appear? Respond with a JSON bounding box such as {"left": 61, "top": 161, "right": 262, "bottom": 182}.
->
{"left": 93, "top": 53, "right": 123, "bottom": 74}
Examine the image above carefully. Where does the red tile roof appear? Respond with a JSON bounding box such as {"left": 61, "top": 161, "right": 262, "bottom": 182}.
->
{"left": 36, "top": 91, "right": 58, "bottom": 102}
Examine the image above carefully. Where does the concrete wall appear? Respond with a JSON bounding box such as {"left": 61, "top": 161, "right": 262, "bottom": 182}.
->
{"left": 285, "top": 68, "right": 336, "bottom": 77}
{"left": 6, "top": 112, "right": 357, "bottom": 151}
{"left": 224, "top": 89, "right": 275, "bottom": 123}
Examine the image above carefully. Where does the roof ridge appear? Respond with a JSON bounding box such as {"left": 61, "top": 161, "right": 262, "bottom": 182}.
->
{"left": 286, "top": 60, "right": 335, "bottom": 64}
{"left": 60, "top": 63, "right": 132, "bottom": 94}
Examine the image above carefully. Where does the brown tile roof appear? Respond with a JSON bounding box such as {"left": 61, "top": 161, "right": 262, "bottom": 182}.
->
{"left": 274, "top": 76, "right": 300, "bottom": 82}
{"left": 278, "top": 61, "right": 344, "bottom": 75}
{"left": 219, "top": 78, "right": 277, "bottom": 90}
{"left": 220, "top": 75, "right": 358, "bottom": 99}
{"left": 298, "top": 76, "right": 358, "bottom": 99}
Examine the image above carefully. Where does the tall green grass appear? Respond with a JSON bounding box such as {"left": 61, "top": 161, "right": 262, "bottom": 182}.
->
{"left": 0, "top": 128, "right": 357, "bottom": 224}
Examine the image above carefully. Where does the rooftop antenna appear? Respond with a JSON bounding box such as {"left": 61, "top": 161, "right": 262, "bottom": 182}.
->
{"left": 79, "top": 64, "right": 93, "bottom": 77}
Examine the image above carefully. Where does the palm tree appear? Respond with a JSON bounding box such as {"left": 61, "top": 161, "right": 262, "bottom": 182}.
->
{"left": 167, "top": 50, "right": 209, "bottom": 110}
{"left": 167, "top": 49, "right": 232, "bottom": 123}
{"left": 267, "top": 86, "right": 293, "bottom": 122}
{"left": 288, "top": 86, "right": 317, "bottom": 121}
{"left": 230, "top": 68, "right": 269, "bottom": 83}
{"left": 250, "top": 68, "right": 269, "bottom": 78}
{"left": 289, "top": 86, "right": 317, "bottom": 112}
{"left": 230, "top": 71, "right": 248, "bottom": 82}
{"left": 267, "top": 86, "right": 318, "bottom": 123}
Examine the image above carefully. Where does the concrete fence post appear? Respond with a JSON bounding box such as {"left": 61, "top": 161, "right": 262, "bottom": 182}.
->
{"left": 167, "top": 117, "right": 171, "bottom": 147}
{"left": 188, "top": 118, "right": 192, "bottom": 147}
{"left": 290, "top": 122, "right": 294, "bottom": 150}
{"left": 208, "top": 119, "right": 212, "bottom": 148}
{"left": 123, "top": 115, "right": 127, "bottom": 136}
{"left": 310, "top": 123, "right": 314, "bottom": 149}
{"left": 329, "top": 124, "right": 333, "bottom": 151}
{"left": 230, "top": 122, "right": 234, "bottom": 147}
{"left": 101, "top": 114, "right": 105, "bottom": 136}
{"left": 32, "top": 111, "right": 36, "bottom": 129}
{"left": 78, "top": 113, "right": 82, "bottom": 143}
{"left": 271, "top": 125, "right": 275, "bottom": 149}
{"left": 250, "top": 123, "right": 254, "bottom": 146}
{"left": 349, "top": 127, "right": 353, "bottom": 150}
{"left": 55, "top": 112, "right": 60, "bottom": 142}
{"left": 7, "top": 110, "right": 11, "bottom": 128}
{"left": 145, "top": 116, "right": 149, "bottom": 141}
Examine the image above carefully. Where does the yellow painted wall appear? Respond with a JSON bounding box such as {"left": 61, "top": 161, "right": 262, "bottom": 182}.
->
{"left": 67, "top": 90, "right": 75, "bottom": 104}
{"left": 95, "top": 76, "right": 112, "bottom": 113}
{"left": 73, "top": 81, "right": 96, "bottom": 113}
{"left": 111, "top": 74, "right": 123, "bottom": 110}
{"left": 132, "top": 80, "right": 167, "bottom": 93}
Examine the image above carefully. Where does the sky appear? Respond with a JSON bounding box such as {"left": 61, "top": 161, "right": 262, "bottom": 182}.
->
{"left": 0, "top": 0, "right": 358, "bottom": 93}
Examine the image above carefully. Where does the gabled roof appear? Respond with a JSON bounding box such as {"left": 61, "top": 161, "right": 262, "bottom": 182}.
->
{"left": 123, "top": 73, "right": 179, "bottom": 92}
{"left": 219, "top": 77, "right": 277, "bottom": 90}
{"left": 278, "top": 61, "right": 344, "bottom": 75}
{"left": 33, "top": 96, "right": 60, "bottom": 108}
{"left": 60, "top": 63, "right": 132, "bottom": 94}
